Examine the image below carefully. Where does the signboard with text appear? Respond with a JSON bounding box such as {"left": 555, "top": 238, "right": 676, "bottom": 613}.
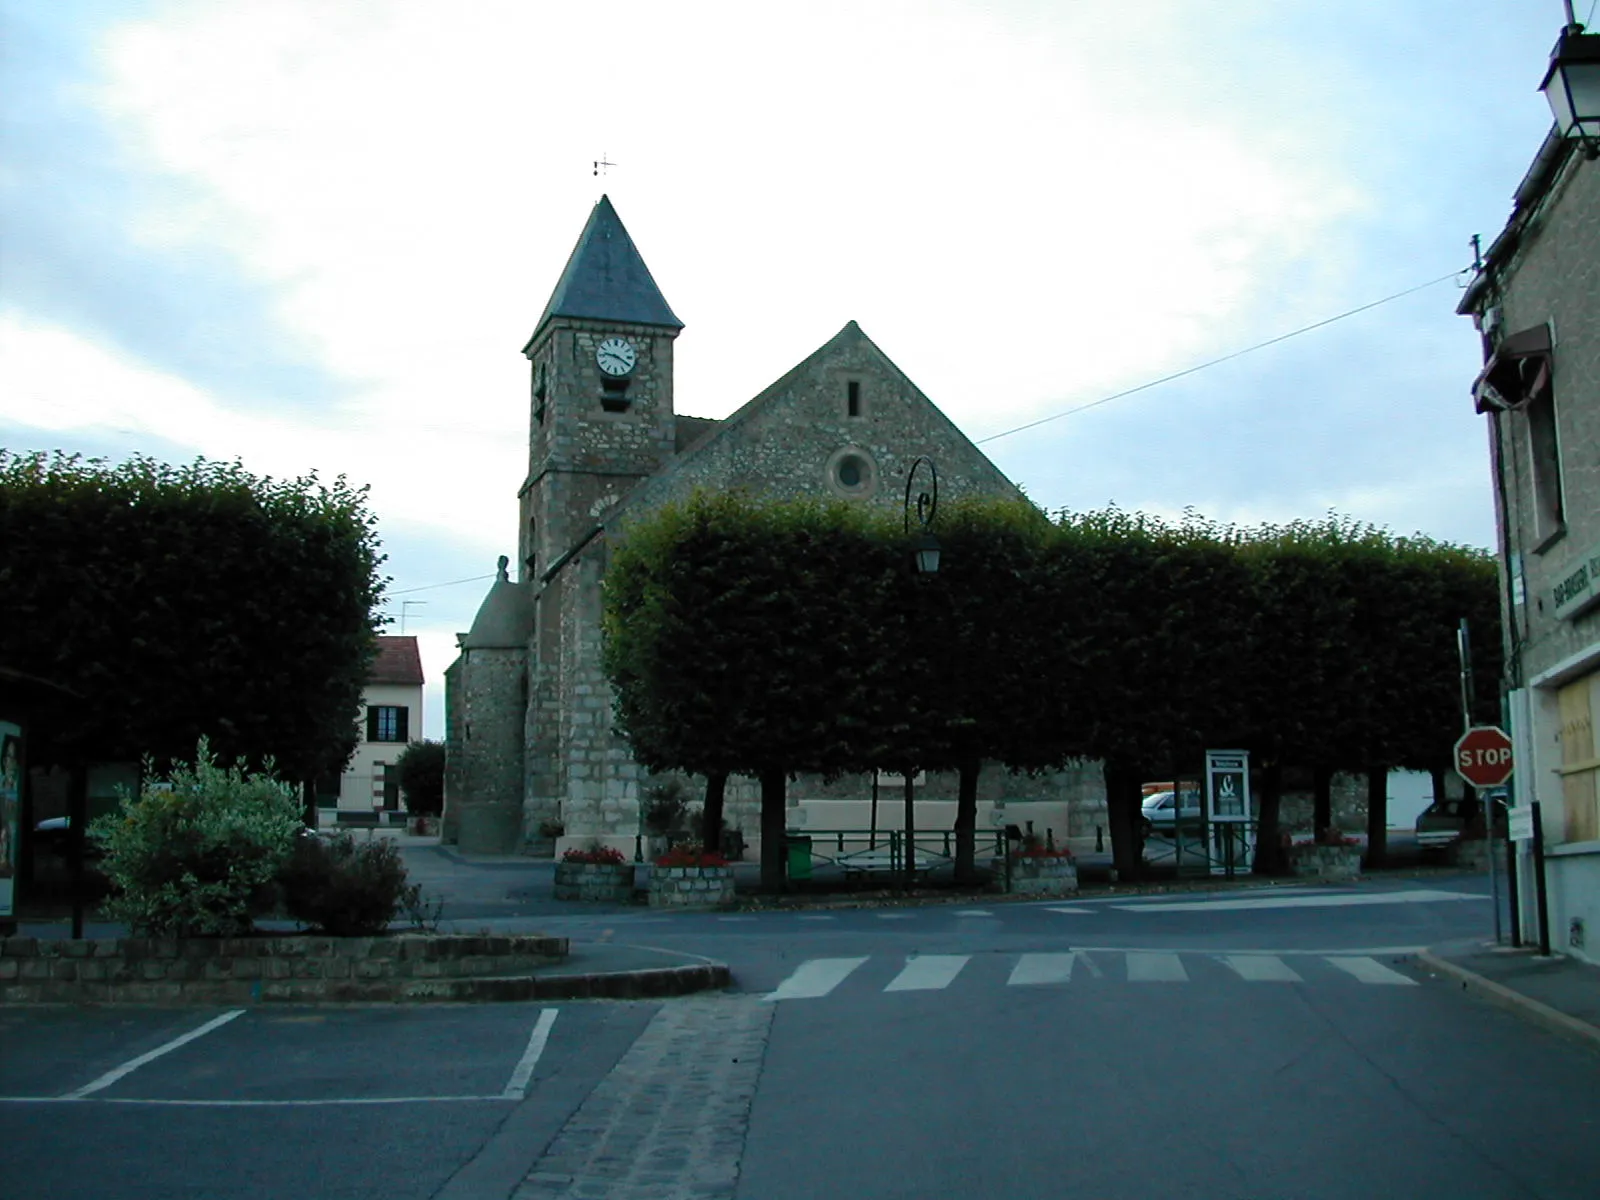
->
{"left": 1454, "top": 725, "right": 1514, "bottom": 789}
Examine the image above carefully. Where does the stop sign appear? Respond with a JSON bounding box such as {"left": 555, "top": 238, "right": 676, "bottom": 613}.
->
{"left": 1454, "top": 725, "right": 1514, "bottom": 788}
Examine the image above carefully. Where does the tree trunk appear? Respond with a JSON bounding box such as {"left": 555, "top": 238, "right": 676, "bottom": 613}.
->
{"left": 702, "top": 771, "right": 727, "bottom": 855}
{"left": 1312, "top": 766, "right": 1333, "bottom": 837}
{"left": 759, "top": 769, "right": 787, "bottom": 892}
{"left": 954, "top": 759, "right": 979, "bottom": 886}
{"left": 1254, "top": 760, "right": 1285, "bottom": 875}
{"left": 1364, "top": 766, "right": 1388, "bottom": 870}
{"left": 1105, "top": 759, "right": 1144, "bottom": 882}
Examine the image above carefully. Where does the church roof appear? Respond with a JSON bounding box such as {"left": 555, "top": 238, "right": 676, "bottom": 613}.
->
{"left": 371, "top": 636, "right": 424, "bottom": 686}
{"left": 529, "top": 195, "right": 682, "bottom": 341}
{"left": 461, "top": 557, "right": 533, "bottom": 649}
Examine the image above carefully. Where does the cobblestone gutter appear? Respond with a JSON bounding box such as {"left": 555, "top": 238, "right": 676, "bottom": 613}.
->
{"left": 515, "top": 995, "right": 772, "bottom": 1200}
{"left": 0, "top": 933, "right": 570, "bottom": 1004}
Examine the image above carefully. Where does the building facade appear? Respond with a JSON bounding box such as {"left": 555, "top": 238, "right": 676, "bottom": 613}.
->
{"left": 1459, "top": 126, "right": 1599, "bottom": 964}
{"left": 323, "top": 635, "right": 424, "bottom": 825}
{"left": 442, "top": 196, "right": 1102, "bottom": 857}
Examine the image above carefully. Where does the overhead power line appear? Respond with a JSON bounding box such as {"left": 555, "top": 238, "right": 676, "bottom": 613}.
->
{"left": 974, "top": 269, "right": 1468, "bottom": 446}
{"left": 388, "top": 573, "right": 495, "bottom": 596}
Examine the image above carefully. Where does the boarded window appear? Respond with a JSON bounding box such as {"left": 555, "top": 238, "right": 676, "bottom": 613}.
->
{"left": 1557, "top": 673, "right": 1598, "bottom": 844}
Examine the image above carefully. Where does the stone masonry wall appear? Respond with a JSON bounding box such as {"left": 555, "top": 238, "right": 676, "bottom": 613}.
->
{"left": 443, "top": 645, "right": 526, "bottom": 848}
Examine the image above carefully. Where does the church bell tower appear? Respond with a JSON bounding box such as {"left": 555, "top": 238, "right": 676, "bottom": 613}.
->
{"left": 517, "top": 196, "right": 683, "bottom": 583}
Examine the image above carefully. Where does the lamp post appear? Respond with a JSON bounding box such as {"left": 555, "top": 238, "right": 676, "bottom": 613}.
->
{"left": 1541, "top": 6, "right": 1600, "bottom": 159}
{"left": 900, "top": 457, "right": 940, "bottom": 890}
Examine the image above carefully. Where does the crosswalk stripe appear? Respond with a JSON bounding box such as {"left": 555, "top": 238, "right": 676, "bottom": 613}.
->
{"left": 764, "top": 957, "right": 867, "bottom": 1001}
{"left": 1223, "top": 955, "right": 1303, "bottom": 983}
{"left": 875, "top": 912, "right": 914, "bottom": 921}
{"left": 884, "top": 955, "right": 970, "bottom": 992}
{"left": 1044, "top": 906, "right": 1093, "bottom": 914}
{"left": 1125, "top": 952, "right": 1188, "bottom": 982}
{"left": 1324, "top": 956, "right": 1417, "bottom": 986}
{"left": 955, "top": 909, "right": 994, "bottom": 917}
{"left": 1008, "top": 953, "right": 1076, "bottom": 986}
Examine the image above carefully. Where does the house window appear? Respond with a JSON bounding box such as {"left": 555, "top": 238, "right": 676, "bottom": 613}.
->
{"left": 1526, "top": 389, "right": 1565, "bottom": 546}
{"left": 827, "top": 447, "right": 876, "bottom": 497}
{"left": 368, "top": 705, "right": 408, "bottom": 743}
{"left": 533, "top": 364, "right": 547, "bottom": 425}
{"left": 846, "top": 380, "right": 862, "bottom": 417}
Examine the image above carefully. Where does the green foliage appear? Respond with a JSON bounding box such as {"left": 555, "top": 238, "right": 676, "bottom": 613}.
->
{"left": 90, "top": 738, "right": 304, "bottom": 937}
{"left": 603, "top": 492, "right": 1501, "bottom": 790}
{"left": 394, "top": 740, "right": 445, "bottom": 815}
{"left": 0, "top": 451, "right": 387, "bottom": 779}
{"left": 277, "top": 833, "right": 418, "bottom": 936}
{"left": 640, "top": 777, "right": 690, "bottom": 834}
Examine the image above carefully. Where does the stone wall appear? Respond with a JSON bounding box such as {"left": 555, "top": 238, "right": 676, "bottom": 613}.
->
{"left": 648, "top": 866, "right": 736, "bottom": 910}
{"left": 0, "top": 934, "right": 567, "bottom": 1004}
{"left": 442, "top": 645, "right": 527, "bottom": 848}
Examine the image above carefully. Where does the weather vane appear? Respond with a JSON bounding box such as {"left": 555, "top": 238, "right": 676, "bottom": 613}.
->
{"left": 593, "top": 152, "right": 616, "bottom": 177}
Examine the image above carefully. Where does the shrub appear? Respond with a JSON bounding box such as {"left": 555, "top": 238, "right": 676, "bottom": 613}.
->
{"left": 90, "top": 738, "right": 303, "bottom": 937}
{"left": 394, "top": 740, "right": 445, "bottom": 816}
{"left": 562, "top": 844, "right": 628, "bottom": 865}
{"left": 640, "top": 778, "right": 689, "bottom": 835}
{"left": 277, "top": 833, "right": 418, "bottom": 935}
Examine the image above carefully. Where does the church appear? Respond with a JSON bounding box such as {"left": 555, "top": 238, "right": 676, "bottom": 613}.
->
{"left": 442, "top": 196, "right": 1089, "bottom": 857}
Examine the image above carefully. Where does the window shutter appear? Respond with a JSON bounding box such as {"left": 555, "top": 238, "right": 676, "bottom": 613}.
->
{"left": 366, "top": 707, "right": 379, "bottom": 742}
{"left": 396, "top": 707, "right": 410, "bottom": 743}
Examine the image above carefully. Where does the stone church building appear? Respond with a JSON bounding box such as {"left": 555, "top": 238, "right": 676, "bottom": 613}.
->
{"left": 443, "top": 196, "right": 1098, "bottom": 856}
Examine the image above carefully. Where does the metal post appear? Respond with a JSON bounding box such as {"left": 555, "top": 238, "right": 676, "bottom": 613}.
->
{"left": 1532, "top": 802, "right": 1552, "bottom": 957}
{"left": 1458, "top": 618, "right": 1501, "bottom": 943}
{"left": 1506, "top": 830, "right": 1522, "bottom": 948}
{"left": 903, "top": 772, "right": 916, "bottom": 891}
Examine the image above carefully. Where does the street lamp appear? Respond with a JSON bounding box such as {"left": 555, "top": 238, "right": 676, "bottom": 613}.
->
{"left": 904, "top": 456, "right": 940, "bottom": 574}
{"left": 1541, "top": 10, "right": 1600, "bottom": 159}
{"left": 898, "top": 457, "right": 941, "bottom": 889}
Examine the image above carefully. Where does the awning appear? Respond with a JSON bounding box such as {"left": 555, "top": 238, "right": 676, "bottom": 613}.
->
{"left": 1472, "top": 323, "right": 1553, "bottom": 413}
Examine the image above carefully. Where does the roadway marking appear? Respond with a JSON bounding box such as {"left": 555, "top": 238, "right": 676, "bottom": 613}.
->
{"left": 883, "top": 955, "right": 969, "bottom": 992}
{"left": 1111, "top": 889, "right": 1481, "bottom": 913}
{"left": 763, "top": 957, "right": 867, "bottom": 1001}
{"left": 1324, "top": 956, "right": 1418, "bottom": 986}
{"left": 500, "top": 1008, "right": 559, "bottom": 1100}
{"left": 1125, "top": 952, "right": 1188, "bottom": 982}
{"left": 1075, "top": 951, "right": 1104, "bottom": 978}
{"left": 796, "top": 915, "right": 835, "bottom": 921}
{"left": 875, "top": 912, "right": 915, "bottom": 920}
{"left": 1008, "top": 953, "right": 1076, "bottom": 986}
{"left": 1223, "top": 954, "right": 1303, "bottom": 983}
{"left": 954, "top": 909, "right": 994, "bottom": 917}
{"left": 64, "top": 1010, "right": 244, "bottom": 1100}
{"left": 716, "top": 916, "right": 757, "bottom": 923}
{"left": 1044, "top": 906, "right": 1094, "bottom": 914}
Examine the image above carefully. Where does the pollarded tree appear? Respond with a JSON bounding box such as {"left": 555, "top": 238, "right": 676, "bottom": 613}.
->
{"left": 0, "top": 451, "right": 387, "bottom": 784}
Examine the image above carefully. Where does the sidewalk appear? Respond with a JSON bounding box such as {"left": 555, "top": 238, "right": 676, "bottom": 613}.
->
{"left": 1419, "top": 940, "right": 1600, "bottom": 1052}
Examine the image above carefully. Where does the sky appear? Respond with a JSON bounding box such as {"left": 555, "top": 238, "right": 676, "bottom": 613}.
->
{"left": 0, "top": 1, "right": 1582, "bottom": 738}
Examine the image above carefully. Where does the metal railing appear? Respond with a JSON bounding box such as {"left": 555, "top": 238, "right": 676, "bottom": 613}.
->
{"left": 791, "top": 828, "right": 1009, "bottom": 875}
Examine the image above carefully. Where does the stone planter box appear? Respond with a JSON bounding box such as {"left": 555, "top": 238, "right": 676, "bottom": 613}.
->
{"left": 989, "top": 855, "right": 1079, "bottom": 896}
{"left": 649, "top": 865, "right": 736, "bottom": 910}
{"left": 553, "top": 861, "right": 636, "bottom": 902}
{"left": 0, "top": 933, "right": 568, "bottom": 1005}
{"left": 1288, "top": 843, "right": 1363, "bottom": 880}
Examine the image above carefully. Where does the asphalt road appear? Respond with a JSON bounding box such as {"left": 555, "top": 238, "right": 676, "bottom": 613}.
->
{"left": 3, "top": 873, "right": 1597, "bottom": 1199}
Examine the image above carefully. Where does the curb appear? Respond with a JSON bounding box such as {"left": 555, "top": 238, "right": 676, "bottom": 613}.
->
{"left": 1417, "top": 950, "right": 1600, "bottom": 1052}
{"left": 394, "top": 961, "right": 733, "bottom": 1003}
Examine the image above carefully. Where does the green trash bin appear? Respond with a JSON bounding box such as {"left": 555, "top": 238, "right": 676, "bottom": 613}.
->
{"left": 786, "top": 833, "right": 813, "bottom": 880}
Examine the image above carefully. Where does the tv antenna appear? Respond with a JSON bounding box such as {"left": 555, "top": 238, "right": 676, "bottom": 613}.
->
{"left": 593, "top": 152, "right": 616, "bottom": 177}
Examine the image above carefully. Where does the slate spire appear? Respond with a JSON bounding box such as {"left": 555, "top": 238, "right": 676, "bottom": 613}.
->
{"left": 531, "top": 195, "right": 682, "bottom": 338}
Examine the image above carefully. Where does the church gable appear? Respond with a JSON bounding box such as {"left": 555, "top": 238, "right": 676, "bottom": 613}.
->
{"left": 622, "top": 321, "right": 1021, "bottom": 523}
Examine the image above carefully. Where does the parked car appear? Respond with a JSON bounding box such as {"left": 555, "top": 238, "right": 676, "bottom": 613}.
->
{"left": 1415, "top": 796, "right": 1507, "bottom": 851}
{"left": 1140, "top": 789, "right": 1202, "bottom": 839}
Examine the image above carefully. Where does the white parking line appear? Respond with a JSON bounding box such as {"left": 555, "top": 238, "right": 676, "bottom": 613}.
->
{"left": 65, "top": 1010, "right": 244, "bottom": 1100}
{"left": 501, "top": 1008, "right": 560, "bottom": 1100}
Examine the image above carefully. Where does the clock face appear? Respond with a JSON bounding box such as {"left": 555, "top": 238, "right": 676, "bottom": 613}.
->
{"left": 595, "top": 337, "right": 637, "bottom": 377}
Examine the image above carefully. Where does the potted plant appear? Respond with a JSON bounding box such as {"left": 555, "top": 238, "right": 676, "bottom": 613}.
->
{"left": 640, "top": 778, "right": 690, "bottom": 859}
{"left": 648, "top": 842, "right": 735, "bottom": 909}
{"left": 553, "top": 843, "right": 635, "bottom": 902}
